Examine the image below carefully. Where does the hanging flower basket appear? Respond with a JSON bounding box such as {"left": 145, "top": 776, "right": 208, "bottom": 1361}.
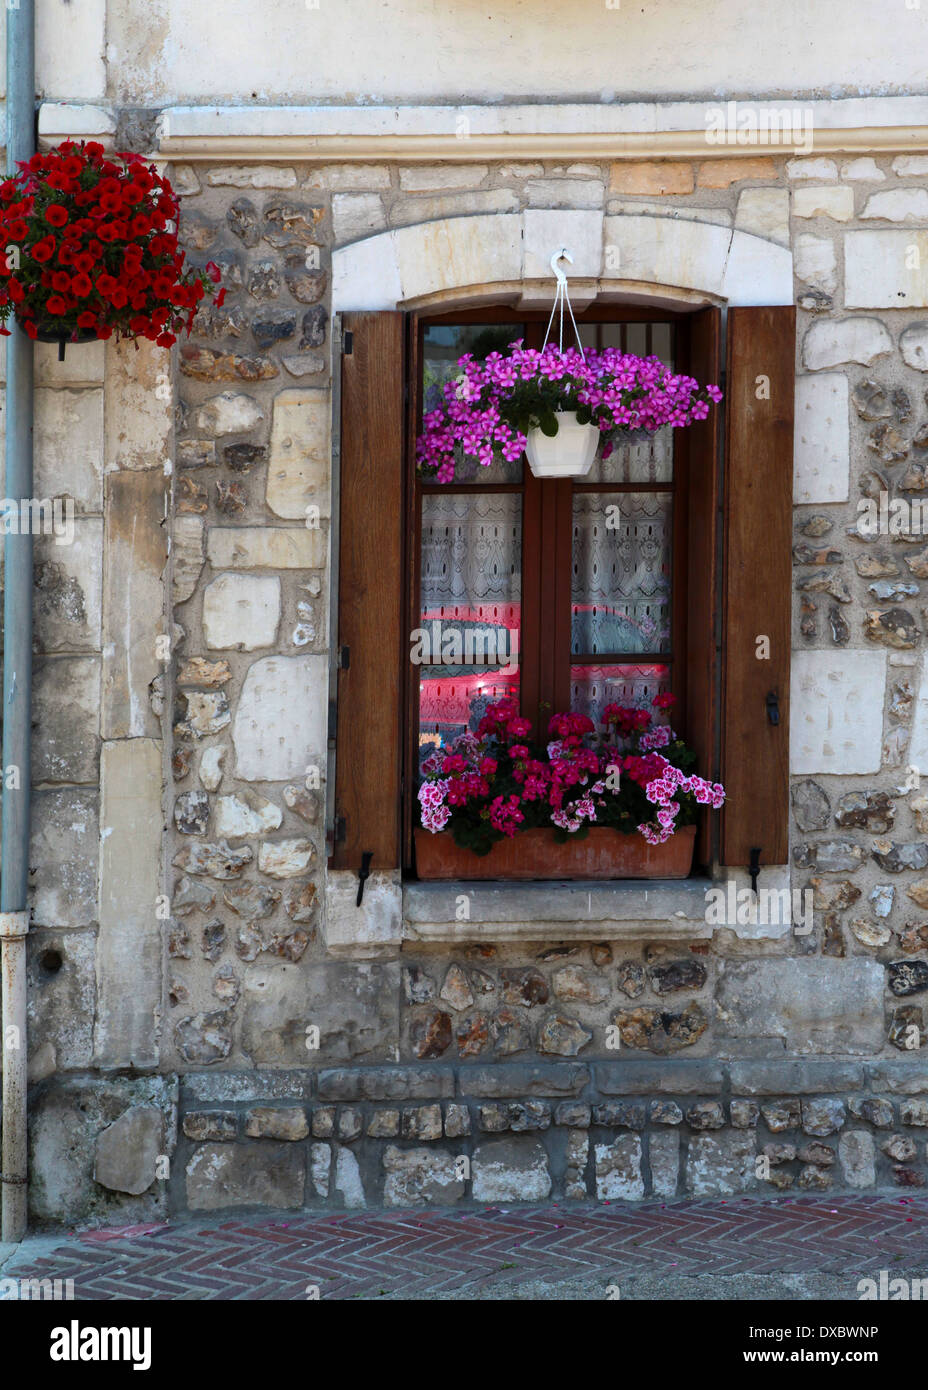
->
{"left": 0, "top": 139, "right": 224, "bottom": 355}
{"left": 417, "top": 248, "right": 723, "bottom": 483}
{"left": 416, "top": 694, "right": 724, "bottom": 881}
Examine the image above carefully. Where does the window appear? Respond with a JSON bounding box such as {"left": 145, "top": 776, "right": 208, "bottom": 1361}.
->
{"left": 332, "top": 305, "right": 794, "bottom": 885}
{"left": 405, "top": 308, "right": 701, "bottom": 873}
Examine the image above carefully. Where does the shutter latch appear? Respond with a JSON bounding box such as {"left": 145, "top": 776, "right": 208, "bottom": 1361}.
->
{"left": 356, "top": 851, "right": 374, "bottom": 906}
{"left": 749, "top": 846, "right": 761, "bottom": 896}
{"left": 765, "top": 691, "right": 779, "bottom": 725}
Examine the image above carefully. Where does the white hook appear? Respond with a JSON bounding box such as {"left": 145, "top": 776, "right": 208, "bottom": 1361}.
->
{"left": 550, "top": 247, "right": 573, "bottom": 288}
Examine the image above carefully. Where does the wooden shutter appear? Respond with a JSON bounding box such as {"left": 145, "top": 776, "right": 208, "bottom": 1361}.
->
{"left": 681, "top": 306, "right": 722, "bottom": 872}
{"left": 331, "top": 312, "right": 406, "bottom": 871}
{"left": 720, "top": 305, "right": 795, "bottom": 866}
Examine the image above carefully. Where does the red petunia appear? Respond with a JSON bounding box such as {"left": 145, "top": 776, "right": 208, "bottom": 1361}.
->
{"left": 51, "top": 270, "right": 72, "bottom": 292}
{"left": 30, "top": 237, "right": 56, "bottom": 263}
{"left": 45, "top": 295, "right": 68, "bottom": 316}
{"left": 71, "top": 273, "right": 92, "bottom": 298}
{"left": 45, "top": 203, "right": 69, "bottom": 227}
{"left": 77, "top": 310, "right": 98, "bottom": 329}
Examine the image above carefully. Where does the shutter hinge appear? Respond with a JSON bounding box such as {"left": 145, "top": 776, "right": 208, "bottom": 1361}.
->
{"left": 334, "top": 816, "right": 347, "bottom": 844}
{"left": 343, "top": 330, "right": 353, "bottom": 356}
{"left": 338, "top": 645, "right": 350, "bottom": 670}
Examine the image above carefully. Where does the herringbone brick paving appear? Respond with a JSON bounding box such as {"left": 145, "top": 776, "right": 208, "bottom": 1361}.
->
{"left": 4, "top": 1195, "right": 928, "bottom": 1299}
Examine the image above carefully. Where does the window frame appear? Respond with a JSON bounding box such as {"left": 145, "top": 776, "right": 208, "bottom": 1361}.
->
{"left": 402, "top": 303, "right": 702, "bottom": 875}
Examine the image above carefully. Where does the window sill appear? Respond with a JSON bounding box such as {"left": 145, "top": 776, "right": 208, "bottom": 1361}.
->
{"left": 402, "top": 876, "right": 717, "bottom": 943}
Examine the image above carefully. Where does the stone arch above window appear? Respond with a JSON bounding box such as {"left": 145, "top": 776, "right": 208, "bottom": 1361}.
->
{"left": 332, "top": 211, "right": 793, "bottom": 313}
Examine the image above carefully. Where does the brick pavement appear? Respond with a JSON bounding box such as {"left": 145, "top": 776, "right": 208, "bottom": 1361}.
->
{"left": 3, "top": 1193, "right": 928, "bottom": 1300}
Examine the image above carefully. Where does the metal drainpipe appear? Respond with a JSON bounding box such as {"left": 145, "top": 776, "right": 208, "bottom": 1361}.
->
{"left": 1, "top": 0, "right": 35, "bottom": 1244}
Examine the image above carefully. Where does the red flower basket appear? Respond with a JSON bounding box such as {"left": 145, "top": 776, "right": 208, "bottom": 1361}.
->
{"left": 0, "top": 140, "right": 223, "bottom": 357}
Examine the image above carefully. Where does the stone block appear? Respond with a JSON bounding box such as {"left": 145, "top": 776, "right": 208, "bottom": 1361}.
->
{"left": 649, "top": 1130, "right": 680, "bottom": 1198}
{"left": 794, "top": 233, "right": 838, "bottom": 294}
{"left": 471, "top": 1138, "right": 552, "bottom": 1203}
{"left": 392, "top": 190, "right": 519, "bottom": 226}
{"left": 244, "top": 1107, "right": 309, "bottom": 1141}
{"left": 35, "top": 387, "right": 104, "bottom": 511}
{"left": 172, "top": 515, "right": 204, "bottom": 606}
{"left": 594, "top": 1136, "right": 644, "bottom": 1200}
{"left": 861, "top": 190, "right": 928, "bottom": 223}
{"left": 793, "top": 186, "right": 854, "bottom": 220}
{"left": 735, "top": 188, "right": 790, "bottom": 246}
{"left": 101, "top": 469, "right": 167, "bottom": 739}
{"left": 104, "top": 338, "right": 173, "bottom": 472}
{"left": 839, "top": 1130, "right": 876, "bottom": 1187}
{"left": 802, "top": 316, "right": 893, "bottom": 369}
{"left": 203, "top": 573, "right": 281, "bottom": 650}
{"left": 457, "top": 1063, "right": 590, "bottom": 1099}
{"left": 597, "top": 1060, "right": 724, "bottom": 1095}
{"left": 241, "top": 961, "right": 400, "bottom": 1064}
{"left": 523, "top": 209, "right": 603, "bottom": 279}
{"left": 34, "top": 519, "right": 103, "bottom": 652}
{"left": 232, "top": 655, "right": 327, "bottom": 781}
{"left": 332, "top": 193, "right": 386, "bottom": 244}
{"left": 685, "top": 1132, "right": 756, "bottom": 1197}
{"left": 729, "top": 1061, "right": 864, "bottom": 1094}
{"left": 383, "top": 1146, "right": 465, "bottom": 1207}
{"left": 334, "top": 1145, "right": 366, "bottom": 1208}
{"left": 716, "top": 960, "right": 884, "bottom": 1055}
{"left": 845, "top": 231, "right": 928, "bottom": 309}
{"left": 94, "top": 1105, "right": 163, "bottom": 1195}
{"left": 27, "top": 929, "right": 96, "bottom": 1072}
{"left": 29, "top": 1076, "right": 175, "bottom": 1228}
{"left": 182, "top": 1112, "right": 237, "bottom": 1141}
{"left": 207, "top": 526, "right": 325, "bottom": 571}
{"left": 609, "top": 162, "right": 693, "bottom": 196}
{"left": 32, "top": 656, "right": 101, "bottom": 784}
{"left": 267, "top": 390, "right": 330, "bottom": 520}
{"left": 392, "top": 214, "right": 522, "bottom": 301}
{"left": 94, "top": 739, "right": 163, "bottom": 1068}
{"left": 186, "top": 1142, "right": 305, "bottom": 1210}
{"left": 790, "top": 650, "right": 886, "bottom": 775}
{"left": 793, "top": 373, "right": 849, "bottom": 504}
{"left": 316, "top": 1066, "right": 454, "bottom": 1102}
{"left": 30, "top": 787, "right": 99, "bottom": 928}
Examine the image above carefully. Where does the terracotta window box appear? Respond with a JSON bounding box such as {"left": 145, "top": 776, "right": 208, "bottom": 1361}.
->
{"left": 413, "top": 824, "right": 696, "bottom": 882}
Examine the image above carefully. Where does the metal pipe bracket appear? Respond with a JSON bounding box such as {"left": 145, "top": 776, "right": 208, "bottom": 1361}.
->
{"left": 0, "top": 910, "right": 29, "bottom": 939}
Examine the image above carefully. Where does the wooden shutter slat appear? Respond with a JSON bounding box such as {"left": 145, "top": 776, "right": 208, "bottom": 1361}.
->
{"left": 721, "top": 305, "right": 795, "bottom": 867}
{"left": 332, "top": 311, "right": 405, "bottom": 871}
{"left": 682, "top": 306, "right": 722, "bottom": 871}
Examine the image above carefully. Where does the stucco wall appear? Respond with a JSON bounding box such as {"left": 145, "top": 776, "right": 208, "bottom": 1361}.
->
{"left": 27, "top": 0, "right": 928, "bottom": 107}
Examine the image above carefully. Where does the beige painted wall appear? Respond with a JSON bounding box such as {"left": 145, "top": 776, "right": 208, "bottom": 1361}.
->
{"left": 30, "top": 0, "right": 928, "bottom": 107}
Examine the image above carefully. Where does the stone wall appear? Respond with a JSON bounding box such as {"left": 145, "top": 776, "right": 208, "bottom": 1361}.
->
{"left": 20, "top": 150, "right": 928, "bottom": 1223}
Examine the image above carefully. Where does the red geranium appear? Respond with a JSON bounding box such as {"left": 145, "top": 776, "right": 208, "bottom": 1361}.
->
{"left": 0, "top": 138, "right": 222, "bottom": 345}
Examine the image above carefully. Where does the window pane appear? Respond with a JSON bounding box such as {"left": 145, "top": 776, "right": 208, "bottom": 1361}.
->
{"left": 570, "top": 663, "right": 671, "bottom": 724}
{"left": 422, "top": 322, "right": 524, "bottom": 483}
{"left": 418, "top": 669, "right": 520, "bottom": 772}
{"left": 418, "top": 491, "right": 521, "bottom": 766}
{"left": 571, "top": 492, "right": 672, "bottom": 655}
{"left": 585, "top": 426, "right": 673, "bottom": 485}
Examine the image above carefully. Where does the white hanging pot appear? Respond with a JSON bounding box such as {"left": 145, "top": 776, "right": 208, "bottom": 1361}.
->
{"left": 524, "top": 410, "right": 600, "bottom": 479}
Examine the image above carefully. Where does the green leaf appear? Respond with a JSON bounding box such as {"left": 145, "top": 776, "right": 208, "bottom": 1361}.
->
{"left": 539, "top": 410, "right": 559, "bottom": 437}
